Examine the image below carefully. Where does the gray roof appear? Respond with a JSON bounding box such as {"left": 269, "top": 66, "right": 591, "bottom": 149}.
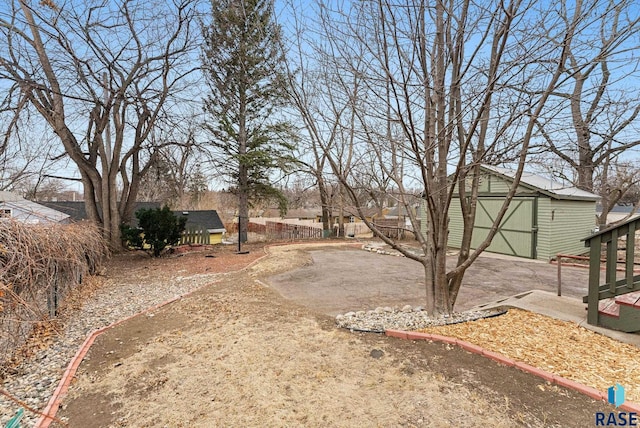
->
{"left": 39, "top": 201, "right": 226, "bottom": 232}
{"left": 482, "top": 165, "right": 600, "bottom": 201}
{"left": 39, "top": 201, "right": 161, "bottom": 224}
{"left": 0, "top": 192, "right": 70, "bottom": 223}
{"left": 173, "top": 210, "right": 225, "bottom": 232}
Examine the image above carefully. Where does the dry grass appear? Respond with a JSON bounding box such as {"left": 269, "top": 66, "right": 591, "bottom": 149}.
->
{"left": 418, "top": 308, "right": 640, "bottom": 402}
{"left": 0, "top": 220, "right": 108, "bottom": 366}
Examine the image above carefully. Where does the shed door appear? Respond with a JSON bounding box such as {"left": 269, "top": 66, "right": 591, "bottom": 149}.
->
{"left": 470, "top": 197, "right": 537, "bottom": 259}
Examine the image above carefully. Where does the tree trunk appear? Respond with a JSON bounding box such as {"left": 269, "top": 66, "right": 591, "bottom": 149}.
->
{"left": 423, "top": 259, "right": 435, "bottom": 315}
{"left": 238, "top": 167, "right": 249, "bottom": 243}
{"left": 317, "top": 175, "right": 331, "bottom": 236}
{"left": 338, "top": 186, "right": 345, "bottom": 238}
{"left": 571, "top": 76, "right": 595, "bottom": 191}
{"left": 238, "top": 84, "right": 249, "bottom": 244}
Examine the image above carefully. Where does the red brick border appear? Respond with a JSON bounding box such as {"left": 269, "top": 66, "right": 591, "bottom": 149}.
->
{"left": 514, "top": 362, "right": 555, "bottom": 383}
{"left": 456, "top": 340, "right": 485, "bottom": 355}
{"left": 385, "top": 328, "right": 639, "bottom": 408}
{"left": 481, "top": 349, "right": 516, "bottom": 367}
{"left": 621, "top": 401, "right": 640, "bottom": 413}
{"left": 34, "top": 244, "right": 280, "bottom": 428}
{"left": 35, "top": 241, "right": 362, "bottom": 427}
{"left": 553, "top": 375, "right": 606, "bottom": 401}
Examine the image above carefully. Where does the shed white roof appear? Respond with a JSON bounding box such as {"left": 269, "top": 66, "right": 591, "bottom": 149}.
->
{"left": 0, "top": 192, "right": 71, "bottom": 223}
{"left": 482, "top": 165, "right": 600, "bottom": 201}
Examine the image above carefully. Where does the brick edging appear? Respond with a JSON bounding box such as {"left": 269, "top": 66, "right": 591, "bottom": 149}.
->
{"left": 386, "top": 329, "right": 640, "bottom": 412}
{"left": 34, "top": 295, "right": 184, "bottom": 428}
{"left": 35, "top": 240, "right": 359, "bottom": 427}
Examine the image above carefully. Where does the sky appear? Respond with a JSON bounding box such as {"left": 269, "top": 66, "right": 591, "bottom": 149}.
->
{"left": 2, "top": 0, "right": 640, "bottom": 197}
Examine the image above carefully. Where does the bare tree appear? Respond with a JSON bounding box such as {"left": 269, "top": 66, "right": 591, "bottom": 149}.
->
{"left": 288, "top": 0, "right": 589, "bottom": 315}
{"left": 593, "top": 159, "right": 640, "bottom": 222}
{"left": 0, "top": 0, "right": 200, "bottom": 248}
{"left": 0, "top": 87, "right": 62, "bottom": 192}
{"left": 137, "top": 123, "right": 205, "bottom": 207}
{"left": 533, "top": 0, "right": 640, "bottom": 225}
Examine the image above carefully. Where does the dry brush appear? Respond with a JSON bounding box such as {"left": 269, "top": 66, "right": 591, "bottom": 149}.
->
{"left": 0, "top": 220, "right": 108, "bottom": 365}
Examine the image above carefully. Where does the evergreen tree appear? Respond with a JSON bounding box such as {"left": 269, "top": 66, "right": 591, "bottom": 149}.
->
{"left": 201, "top": 0, "right": 296, "bottom": 243}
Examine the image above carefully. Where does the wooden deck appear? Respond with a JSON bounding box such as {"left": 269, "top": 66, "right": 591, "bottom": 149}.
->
{"left": 584, "top": 217, "right": 640, "bottom": 332}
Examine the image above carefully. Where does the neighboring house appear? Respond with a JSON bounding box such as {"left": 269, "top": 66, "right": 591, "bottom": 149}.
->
{"left": 0, "top": 191, "right": 70, "bottom": 224}
{"left": 40, "top": 201, "right": 160, "bottom": 223}
{"left": 596, "top": 203, "right": 640, "bottom": 225}
{"left": 40, "top": 201, "right": 226, "bottom": 244}
{"left": 385, "top": 205, "right": 421, "bottom": 231}
{"left": 342, "top": 206, "right": 386, "bottom": 224}
{"left": 433, "top": 165, "right": 599, "bottom": 260}
{"left": 174, "top": 210, "right": 226, "bottom": 244}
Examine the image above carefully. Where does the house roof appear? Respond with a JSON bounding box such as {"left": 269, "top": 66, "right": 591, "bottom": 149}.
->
{"left": 39, "top": 201, "right": 161, "bottom": 223}
{"left": 598, "top": 203, "right": 638, "bottom": 214}
{"left": 39, "top": 201, "right": 89, "bottom": 222}
{"left": 0, "top": 192, "right": 70, "bottom": 223}
{"left": 39, "top": 201, "right": 226, "bottom": 233}
{"left": 174, "top": 210, "right": 225, "bottom": 232}
{"left": 385, "top": 205, "right": 418, "bottom": 218}
{"left": 343, "top": 206, "right": 383, "bottom": 218}
{"left": 481, "top": 165, "right": 600, "bottom": 201}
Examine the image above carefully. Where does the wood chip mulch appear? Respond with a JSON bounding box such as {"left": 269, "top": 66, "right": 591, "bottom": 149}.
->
{"left": 417, "top": 308, "right": 640, "bottom": 402}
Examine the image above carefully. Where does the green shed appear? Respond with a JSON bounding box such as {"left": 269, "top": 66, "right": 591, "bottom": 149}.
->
{"left": 441, "top": 165, "right": 599, "bottom": 260}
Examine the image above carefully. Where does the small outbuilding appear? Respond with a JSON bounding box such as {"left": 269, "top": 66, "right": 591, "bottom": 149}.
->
{"left": 173, "top": 210, "right": 226, "bottom": 244}
{"left": 0, "top": 191, "right": 70, "bottom": 224}
{"left": 40, "top": 201, "right": 227, "bottom": 244}
{"left": 445, "top": 165, "right": 599, "bottom": 260}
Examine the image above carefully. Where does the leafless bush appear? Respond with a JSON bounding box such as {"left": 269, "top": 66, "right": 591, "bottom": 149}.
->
{"left": 0, "top": 220, "right": 108, "bottom": 365}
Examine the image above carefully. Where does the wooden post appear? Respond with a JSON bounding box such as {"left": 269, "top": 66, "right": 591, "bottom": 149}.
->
{"left": 626, "top": 222, "right": 636, "bottom": 289}
{"left": 557, "top": 255, "right": 562, "bottom": 296}
{"left": 587, "top": 235, "right": 602, "bottom": 326}
{"left": 607, "top": 228, "right": 618, "bottom": 293}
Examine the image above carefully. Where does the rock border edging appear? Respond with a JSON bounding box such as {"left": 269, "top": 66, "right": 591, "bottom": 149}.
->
{"left": 34, "top": 246, "right": 273, "bottom": 428}
{"left": 34, "top": 240, "right": 359, "bottom": 427}
{"left": 386, "top": 329, "right": 640, "bottom": 413}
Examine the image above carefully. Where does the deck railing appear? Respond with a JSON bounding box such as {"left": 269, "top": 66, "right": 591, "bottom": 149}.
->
{"left": 583, "top": 216, "right": 640, "bottom": 326}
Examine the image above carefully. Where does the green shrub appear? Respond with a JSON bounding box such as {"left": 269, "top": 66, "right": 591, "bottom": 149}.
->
{"left": 122, "top": 206, "right": 187, "bottom": 257}
{"left": 120, "top": 223, "right": 144, "bottom": 249}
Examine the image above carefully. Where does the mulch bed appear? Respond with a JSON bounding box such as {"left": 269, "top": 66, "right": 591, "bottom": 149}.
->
{"left": 418, "top": 308, "right": 640, "bottom": 402}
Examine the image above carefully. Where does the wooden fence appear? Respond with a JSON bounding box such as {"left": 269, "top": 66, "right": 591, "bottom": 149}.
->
{"left": 372, "top": 218, "right": 406, "bottom": 239}
{"left": 180, "top": 227, "right": 210, "bottom": 245}
{"left": 224, "top": 222, "right": 267, "bottom": 234}
{"left": 265, "top": 221, "right": 322, "bottom": 240}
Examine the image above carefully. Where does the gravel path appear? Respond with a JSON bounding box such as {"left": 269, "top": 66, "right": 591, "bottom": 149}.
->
{"left": 336, "top": 306, "right": 505, "bottom": 333}
{"left": 0, "top": 254, "right": 242, "bottom": 427}
{"left": 0, "top": 242, "right": 496, "bottom": 426}
{"left": 0, "top": 242, "right": 620, "bottom": 427}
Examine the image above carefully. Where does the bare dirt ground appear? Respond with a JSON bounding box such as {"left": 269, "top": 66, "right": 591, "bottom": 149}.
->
{"left": 54, "top": 242, "right": 614, "bottom": 427}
